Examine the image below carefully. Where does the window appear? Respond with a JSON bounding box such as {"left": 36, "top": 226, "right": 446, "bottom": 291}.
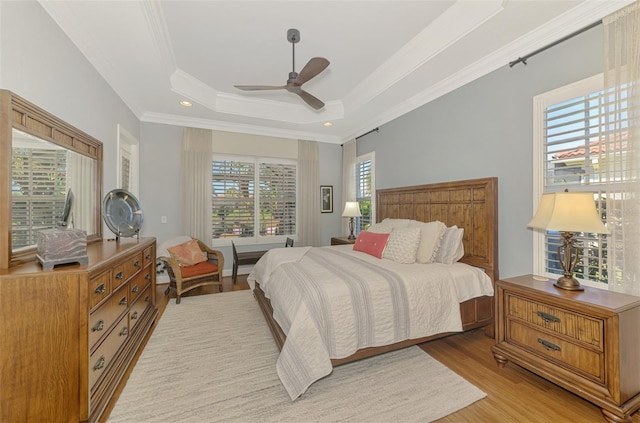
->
{"left": 211, "top": 155, "right": 296, "bottom": 244}
{"left": 117, "top": 124, "right": 139, "bottom": 196}
{"left": 533, "top": 74, "right": 622, "bottom": 287}
{"left": 11, "top": 146, "right": 67, "bottom": 249}
{"left": 355, "top": 152, "right": 375, "bottom": 234}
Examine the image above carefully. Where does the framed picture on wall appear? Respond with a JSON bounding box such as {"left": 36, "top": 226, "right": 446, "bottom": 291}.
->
{"left": 321, "top": 185, "right": 333, "bottom": 213}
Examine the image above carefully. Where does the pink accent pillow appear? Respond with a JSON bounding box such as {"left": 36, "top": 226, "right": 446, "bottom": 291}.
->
{"left": 353, "top": 231, "right": 390, "bottom": 259}
{"left": 167, "top": 239, "right": 207, "bottom": 266}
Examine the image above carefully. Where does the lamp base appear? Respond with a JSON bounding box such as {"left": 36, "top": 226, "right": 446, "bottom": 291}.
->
{"left": 347, "top": 234, "right": 356, "bottom": 240}
{"left": 554, "top": 276, "right": 584, "bottom": 291}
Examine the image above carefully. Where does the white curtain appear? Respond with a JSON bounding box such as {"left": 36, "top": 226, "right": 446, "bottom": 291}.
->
{"left": 341, "top": 139, "right": 356, "bottom": 236}
{"left": 298, "top": 140, "right": 320, "bottom": 247}
{"left": 603, "top": 1, "right": 640, "bottom": 296}
{"left": 181, "top": 128, "right": 213, "bottom": 243}
{"left": 67, "top": 152, "right": 95, "bottom": 232}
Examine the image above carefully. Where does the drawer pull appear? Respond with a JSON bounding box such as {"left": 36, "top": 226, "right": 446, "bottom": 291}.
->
{"left": 538, "top": 338, "right": 562, "bottom": 352}
{"left": 145, "top": 295, "right": 150, "bottom": 303}
{"left": 94, "top": 283, "right": 106, "bottom": 294}
{"left": 145, "top": 253, "right": 151, "bottom": 260}
{"left": 537, "top": 311, "right": 560, "bottom": 324}
{"left": 91, "top": 320, "right": 104, "bottom": 332}
{"left": 93, "top": 356, "right": 105, "bottom": 371}
{"left": 115, "top": 271, "right": 124, "bottom": 280}
{"left": 134, "top": 260, "right": 141, "bottom": 268}
{"left": 145, "top": 273, "right": 151, "bottom": 281}
{"left": 132, "top": 285, "right": 139, "bottom": 293}
{"left": 119, "top": 296, "right": 127, "bottom": 306}
{"left": 119, "top": 326, "right": 129, "bottom": 336}
{"left": 131, "top": 311, "right": 138, "bottom": 320}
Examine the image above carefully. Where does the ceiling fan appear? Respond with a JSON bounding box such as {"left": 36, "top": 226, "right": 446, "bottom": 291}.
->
{"left": 234, "top": 28, "right": 330, "bottom": 110}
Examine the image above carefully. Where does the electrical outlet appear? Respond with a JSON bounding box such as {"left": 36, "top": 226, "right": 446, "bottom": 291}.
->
{"left": 161, "top": 216, "right": 167, "bottom": 223}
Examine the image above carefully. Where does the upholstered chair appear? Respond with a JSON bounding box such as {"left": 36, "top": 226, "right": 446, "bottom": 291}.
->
{"left": 158, "top": 237, "right": 224, "bottom": 304}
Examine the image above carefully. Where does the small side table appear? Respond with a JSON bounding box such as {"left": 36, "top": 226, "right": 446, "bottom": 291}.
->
{"left": 331, "top": 236, "right": 356, "bottom": 246}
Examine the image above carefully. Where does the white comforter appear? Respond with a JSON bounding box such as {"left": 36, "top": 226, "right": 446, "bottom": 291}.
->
{"left": 247, "top": 245, "right": 494, "bottom": 400}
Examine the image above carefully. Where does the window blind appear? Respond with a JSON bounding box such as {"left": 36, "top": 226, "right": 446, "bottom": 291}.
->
{"left": 356, "top": 158, "right": 372, "bottom": 232}
{"left": 11, "top": 148, "right": 67, "bottom": 248}
{"left": 259, "top": 162, "right": 296, "bottom": 236}
{"left": 212, "top": 159, "right": 255, "bottom": 239}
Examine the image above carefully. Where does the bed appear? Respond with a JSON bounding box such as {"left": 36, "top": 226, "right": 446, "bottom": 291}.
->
{"left": 248, "top": 177, "right": 498, "bottom": 399}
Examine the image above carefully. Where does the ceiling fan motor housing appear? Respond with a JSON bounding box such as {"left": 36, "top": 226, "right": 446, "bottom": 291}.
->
{"left": 287, "top": 28, "right": 300, "bottom": 43}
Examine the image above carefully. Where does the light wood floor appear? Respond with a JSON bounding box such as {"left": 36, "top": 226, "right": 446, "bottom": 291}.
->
{"left": 101, "top": 275, "right": 640, "bottom": 423}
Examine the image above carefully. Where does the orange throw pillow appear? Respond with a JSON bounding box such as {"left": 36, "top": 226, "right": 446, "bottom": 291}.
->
{"left": 167, "top": 239, "right": 207, "bottom": 266}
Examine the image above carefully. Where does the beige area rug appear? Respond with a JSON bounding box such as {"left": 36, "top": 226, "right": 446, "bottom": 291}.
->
{"left": 108, "top": 290, "right": 486, "bottom": 422}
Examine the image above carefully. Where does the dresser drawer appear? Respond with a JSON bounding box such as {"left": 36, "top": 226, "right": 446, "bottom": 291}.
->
{"left": 506, "top": 293, "right": 603, "bottom": 350}
{"left": 89, "top": 314, "right": 129, "bottom": 392}
{"left": 143, "top": 246, "right": 154, "bottom": 269}
{"left": 89, "top": 283, "right": 129, "bottom": 350}
{"left": 129, "top": 267, "right": 152, "bottom": 302}
{"left": 89, "top": 271, "right": 111, "bottom": 310}
{"left": 124, "top": 252, "right": 143, "bottom": 280}
{"left": 507, "top": 319, "right": 604, "bottom": 383}
{"left": 130, "top": 285, "right": 152, "bottom": 332}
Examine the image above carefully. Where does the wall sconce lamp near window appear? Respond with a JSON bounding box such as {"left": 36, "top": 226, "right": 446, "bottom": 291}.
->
{"left": 342, "top": 202, "right": 362, "bottom": 240}
{"left": 527, "top": 191, "right": 609, "bottom": 291}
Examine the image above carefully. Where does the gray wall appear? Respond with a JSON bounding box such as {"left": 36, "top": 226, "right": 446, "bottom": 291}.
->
{"left": 0, "top": 1, "right": 140, "bottom": 239}
{"left": 357, "top": 27, "right": 604, "bottom": 279}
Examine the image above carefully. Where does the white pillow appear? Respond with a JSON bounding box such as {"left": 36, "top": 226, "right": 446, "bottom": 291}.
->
{"left": 435, "top": 226, "right": 465, "bottom": 264}
{"left": 383, "top": 227, "right": 421, "bottom": 264}
{"left": 367, "top": 222, "right": 393, "bottom": 233}
{"left": 408, "top": 220, "right": 447, "bottom": 263}
{"left": 381, "top": 218, "right": 412, "bottom": 229}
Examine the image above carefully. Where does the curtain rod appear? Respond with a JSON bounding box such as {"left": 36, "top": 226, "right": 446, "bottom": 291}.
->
{"left": 356, "top": 127, "right": 379, "bottom": 140}
{"left": 509, "top": 20, "right": 602, "bottom": 68}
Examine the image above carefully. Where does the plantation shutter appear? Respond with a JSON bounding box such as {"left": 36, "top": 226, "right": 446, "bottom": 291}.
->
{"left": 259, "top": 161, "right": 296, "bottom": 236}
{"left": 356, "top": 158, "right": 372, "bottom": 232}
{"left": 542, "top": 89, "right": 608, "bottom": 282}
{"left": 211, "top": 159, "right": 255, "bottom": 238}
{"left": 11, "top": 148, "right": 67, "bottom": 249}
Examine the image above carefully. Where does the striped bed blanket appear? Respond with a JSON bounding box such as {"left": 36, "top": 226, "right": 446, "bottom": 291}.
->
{"left": 247, "top": 245, "right": 493, "bottom": 400}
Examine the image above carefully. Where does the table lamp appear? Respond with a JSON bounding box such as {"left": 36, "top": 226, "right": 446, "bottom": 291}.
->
{"left": 342, "top": 202, "right": 362, "bottom": 240}
{"left": 527, "top": 191, "right": 609, "bottom": 291}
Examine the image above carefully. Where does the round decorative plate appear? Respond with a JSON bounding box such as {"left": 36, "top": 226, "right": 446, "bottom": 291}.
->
{"left": 102, "top": 189, "right": 143, "bottom": 238}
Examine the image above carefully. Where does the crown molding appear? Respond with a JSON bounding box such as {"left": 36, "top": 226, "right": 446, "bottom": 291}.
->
{"left": 342, "top": 0, "right": 504, "bottom": 113}
{"left": 140, "top": 0, "right": 176, "bottom": 76}
{"left": 140, "top": 111, "right": 342, "bottom": 144}
{"left": 338, "top": 0, "right": 635, "bottom": 143}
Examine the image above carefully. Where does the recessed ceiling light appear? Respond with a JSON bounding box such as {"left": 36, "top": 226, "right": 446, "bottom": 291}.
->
{"left": 323, "top": 122, "right": 333, "bottom": 127}
{"left": 179, "top": 100, "right": 192, "bottom": 107}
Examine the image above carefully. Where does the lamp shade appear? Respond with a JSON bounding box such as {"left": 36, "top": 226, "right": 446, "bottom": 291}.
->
{"left": 527, "top": 192, "right": 610, "bottom": 234}
{"left": 341, "top": 201, "right": 362, "bottom": 217}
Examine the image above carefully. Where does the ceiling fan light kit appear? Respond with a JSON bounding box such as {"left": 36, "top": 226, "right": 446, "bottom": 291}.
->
{"left": 234, "top": 28, "right": 330, "bottom": 110}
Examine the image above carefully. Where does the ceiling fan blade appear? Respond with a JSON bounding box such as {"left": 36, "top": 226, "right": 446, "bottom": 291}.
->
{"left": 297, "top": 89, "right": 325, "bottom": 110}
{"left": 294, "top": 57, "right": 330, "bottom": 86}
{"left": 234, "top": 85, "right": 286, "bottom": 91}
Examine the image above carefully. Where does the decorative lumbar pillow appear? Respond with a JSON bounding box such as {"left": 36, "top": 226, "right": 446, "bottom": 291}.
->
{"left": 353, "top": 231, "right": 390, "bottom": 259}
{"left": 435, "top": 226, "right": 465, "bottom": 264}
{"left": 383, "top": 227, "right": 422, "bottom": 264}
{"left": 408, "top": 220, "right": 447, "bottom": 264}
{"left": 167, "top": 238, "right": 207, "bottom": 266}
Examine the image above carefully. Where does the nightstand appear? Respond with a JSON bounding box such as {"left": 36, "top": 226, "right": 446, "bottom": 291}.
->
{"left": 331, "top": 236, "right": 356, "bottom": 246}
{"left": 492, "top": 275, "right": 640, "bottom": 423}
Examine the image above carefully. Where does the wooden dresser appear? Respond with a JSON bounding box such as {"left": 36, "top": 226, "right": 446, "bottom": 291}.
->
{"left": 0, "top": 238, "right": 158, "bottom": 423}
{"left": 492, "top": 275, "right": 640, "bottom": 423}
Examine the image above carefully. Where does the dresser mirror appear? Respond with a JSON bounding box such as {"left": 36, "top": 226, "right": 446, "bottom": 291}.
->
{"left": 0, "top": 90, "right": 103, "bottom": 268}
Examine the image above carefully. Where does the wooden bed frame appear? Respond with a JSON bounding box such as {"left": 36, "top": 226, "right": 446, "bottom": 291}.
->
{"left": 253, "top": 177, "right": 498, "bottom": 366}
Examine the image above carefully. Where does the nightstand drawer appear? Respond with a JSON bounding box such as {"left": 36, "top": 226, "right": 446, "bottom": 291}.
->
{"left": 507, "top": 320, "right": 604, "bottom": 382}
{"left": 506, "top": 293, "right": 603, "bottom": 349}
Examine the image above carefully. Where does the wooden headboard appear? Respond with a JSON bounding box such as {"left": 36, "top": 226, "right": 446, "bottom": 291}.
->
{"left": 376, "top": 177, "right": 498, "bottom": 282}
